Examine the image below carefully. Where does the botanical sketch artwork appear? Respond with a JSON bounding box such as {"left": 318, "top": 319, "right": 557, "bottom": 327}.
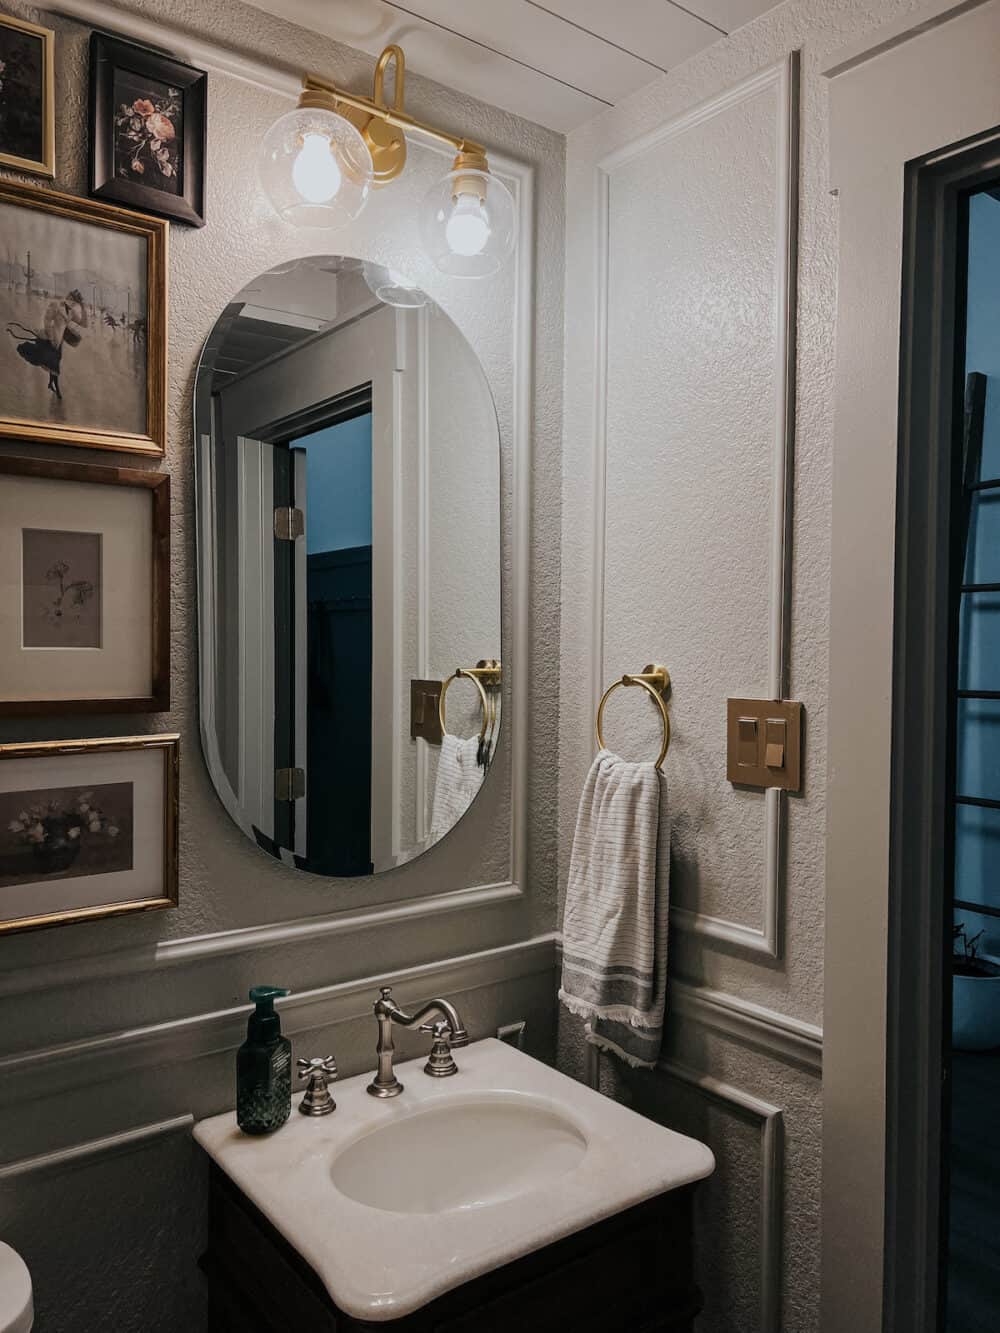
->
{"left": 112, "top": 69, "right": 183, "bottom": 198}
{"left": 22, "top": 528, "right": 102, "bottom": 649}
{"left": 0, "top": 780, "right": 133, "bottom": 887}
{"left": 0, "top": 199, "right": 147, "bottom": 435}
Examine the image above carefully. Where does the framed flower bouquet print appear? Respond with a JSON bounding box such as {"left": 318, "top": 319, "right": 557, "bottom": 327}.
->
{"left": 0, "top": 177, "right": 167, "bottom": 455}
{"left": 0, "top": 456, "right": 170, "bottom": 715}
{"left": 89, "top": 34, "right": 206, "bottom": 228}
{"left": 0, "top": 734, "right": 178, "bottom": 936}
{"left": 0, "top": 12, "right": 55, "bottom": 178}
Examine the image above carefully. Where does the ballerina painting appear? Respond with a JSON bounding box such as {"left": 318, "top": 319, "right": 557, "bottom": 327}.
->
{"left": 0, "top": 179, "right": 164, "bottom": 452}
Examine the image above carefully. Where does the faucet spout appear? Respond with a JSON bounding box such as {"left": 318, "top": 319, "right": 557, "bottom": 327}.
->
{"left": 403, "top": 998, "right": 470, "bottom": 1047}
{"left": 367, "top": 988, "right": 469, "bottom": 1098}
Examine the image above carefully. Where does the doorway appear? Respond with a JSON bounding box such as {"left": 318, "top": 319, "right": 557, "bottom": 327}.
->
{"left": 276, "top": 396, "right": 375, "bottom": 876}
{"left": 887, "top": 136, "right": 1000, "bottom": 1333}
{"left": 945, "top": 184, "right": 1000, "bottom": 1332}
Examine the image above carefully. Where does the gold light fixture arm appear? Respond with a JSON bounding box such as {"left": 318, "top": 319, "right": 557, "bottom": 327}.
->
{"left": 373, "top": 45, "right": 406, "bottom": 113}
{"left": 303, "top": 45, "right": 489, "bottom": 184}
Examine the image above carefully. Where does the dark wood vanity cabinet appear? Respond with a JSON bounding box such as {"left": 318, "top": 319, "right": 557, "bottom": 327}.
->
{"left": 201, "top": 1165, "right": 702, "bottom": 1332}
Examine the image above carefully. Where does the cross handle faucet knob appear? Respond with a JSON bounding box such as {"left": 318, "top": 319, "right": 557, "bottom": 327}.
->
{"left": 297, "top": 1054, "right": 338, "bottom": 1116}
{"left": 420, "top": 1019, "right": 460, "bottom": 1078}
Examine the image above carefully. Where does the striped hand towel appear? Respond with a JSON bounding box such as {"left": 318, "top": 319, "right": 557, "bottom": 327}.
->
{"left": 558, "top": 749, "right": 669, "bottom": 1068}
{"left": 429, "top": 733, "right": 483, "bottom": 844}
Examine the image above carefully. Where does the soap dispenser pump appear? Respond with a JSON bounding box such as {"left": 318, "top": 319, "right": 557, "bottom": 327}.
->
{"left": 237, "top": 985, "right": 292, "bottom": 1135}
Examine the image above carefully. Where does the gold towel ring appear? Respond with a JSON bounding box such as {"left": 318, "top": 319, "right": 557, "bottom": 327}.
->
{"left": 439, "top": 669, "right": 490, "bottom": 741}
{"left": 596, "top": 663, "right": 671, "bottom": 770}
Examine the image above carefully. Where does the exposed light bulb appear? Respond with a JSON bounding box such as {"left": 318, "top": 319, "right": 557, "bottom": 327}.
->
{"left": 292, "top": 133, "right": 342, "bottom": 205}
{"left": 422, "top": 159, "right": 515, "bottom": 277}
{"left": 445, "top": 193, "right": 491, "bottom": 257}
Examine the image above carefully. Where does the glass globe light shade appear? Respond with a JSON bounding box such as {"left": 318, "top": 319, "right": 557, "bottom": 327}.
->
{"left": 361, "top": 261, "right": 428, "bottom": 308}
{"left": 420, "top": 167, "right": 516, "bottom": 278}
{"left": 259, "top": 105, "right": 374, "bottom": 229}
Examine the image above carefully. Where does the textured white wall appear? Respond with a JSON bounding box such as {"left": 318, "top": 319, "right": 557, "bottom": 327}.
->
{"left": 557, "top": 0, "right": 944, "bottom": 1328}
{"left": 0, "top": 0, "right": 564, "bottom": 1327}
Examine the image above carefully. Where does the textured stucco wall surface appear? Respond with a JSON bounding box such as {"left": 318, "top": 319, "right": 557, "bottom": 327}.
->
{"left": 0, "top": 0, "right": 564, "bottom": 1014}
{"left": 0, "top": 1, "right": 564, "bottom": 1327}
{"left": 557, "top": 0, "right": 941, "bottom": 1329}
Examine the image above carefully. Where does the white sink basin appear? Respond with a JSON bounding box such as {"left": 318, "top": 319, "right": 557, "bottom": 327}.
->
{"left": 331, "top": 1093, "right": 588, "bottom": 1213}
{"left": 194, "top": 1038, "right": 713, "bottom": 1322}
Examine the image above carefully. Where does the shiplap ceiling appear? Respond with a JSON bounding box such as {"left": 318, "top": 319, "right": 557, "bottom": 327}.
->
{"left": 245, "top": 0, "right": 782, "bottom": 132}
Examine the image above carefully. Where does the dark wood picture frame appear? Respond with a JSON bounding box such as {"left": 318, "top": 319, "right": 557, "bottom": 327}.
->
{"left": 89, "top": 33, "right": 206, "bottom": 228}
{"left": 0, "top": 733, "right": 179, "bottom": 936}
{"left": 0, "top": 455, "right": 170, "bottom": 715}
{"left": 0, "top": 177, "right": 168, "bottom": 456}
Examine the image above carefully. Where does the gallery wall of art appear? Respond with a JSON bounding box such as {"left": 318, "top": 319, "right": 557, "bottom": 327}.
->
{"left": 0, "top": 14, "right": 180, "bottom": 931}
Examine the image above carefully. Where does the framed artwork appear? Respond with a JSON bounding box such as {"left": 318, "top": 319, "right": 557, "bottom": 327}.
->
{"left": 0, "top": 13, "right": 54, "bottom": 178}
{"left": 0, "top": 456, "right": 170, "bottom": 714}
{"left": 90, "top": 34, "right": 206, "bottom": 228}
{"left": 0, "top": 733, "right": 179, "bottom": 936}
{"left": 0, "top": 177, "right": 167, "bottom": 455}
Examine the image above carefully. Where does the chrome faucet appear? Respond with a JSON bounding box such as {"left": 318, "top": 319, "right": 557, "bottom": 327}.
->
{"left": 367, "top": 986, "right": 470, "bottom": 1098}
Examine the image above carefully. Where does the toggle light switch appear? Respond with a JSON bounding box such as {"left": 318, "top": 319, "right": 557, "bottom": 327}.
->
{"left": 727, "top": 699, "right": 803, "bottom": 792}
{"left": 410, "top": 679, "right": 444, "bottom": 744}
{"left": 765, "top": 718, "right": 786, "bottom": 769}
{"left": 737, "top": 716, "right": 758, "bottom": 767}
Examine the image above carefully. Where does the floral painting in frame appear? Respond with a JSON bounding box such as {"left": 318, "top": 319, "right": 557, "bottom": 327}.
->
{"left": 0, "top": 734, "right": 179, "bottom": 936}
{"left": 0, "top": 12, "right": 54, "bottom": 178}
{"left": 90, "top": 34, "right": 206, "bottom": 228}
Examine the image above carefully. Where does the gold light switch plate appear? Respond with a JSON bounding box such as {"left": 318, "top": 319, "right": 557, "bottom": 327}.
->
{"left": 410, "top": 679, "right": 443, "bottom": 744}
{"left": 727, "top": 698, "right": 803, "bottom": 792}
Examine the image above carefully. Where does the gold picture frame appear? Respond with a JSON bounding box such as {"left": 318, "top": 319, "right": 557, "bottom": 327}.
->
{"left": 0, "top": 179, "right": 168, "bottom": 455}
{"left": 0, "top": 733, "right": 179, "bottom": 936}
{"left": 0, "top": 13, "right": 55, "bottom": 178}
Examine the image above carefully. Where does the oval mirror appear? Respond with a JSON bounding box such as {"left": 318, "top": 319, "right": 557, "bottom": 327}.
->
{"left": 195, "top": 256, "right": 501, "bottom": 876}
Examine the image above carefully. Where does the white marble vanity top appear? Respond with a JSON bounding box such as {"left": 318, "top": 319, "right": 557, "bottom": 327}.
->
{"left": 193, "top": 1038, "right": 714, "bottom": 1322}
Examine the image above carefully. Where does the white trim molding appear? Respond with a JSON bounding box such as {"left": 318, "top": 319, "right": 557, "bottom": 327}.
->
{"left": 659, "top": 1061, "right": 784, "bottom": 1333}
{"left": 671, "top": 980, "right": 822, "bottom": 1075}
{"left": 0, "top": 880, "right": 523, "bottom": 1000}
{"left": 0, "top": 934, "right": 558, "bottom": 1111}
{"left": 587, "top": 55, "right": 799, "bottom": 960}
{"left": 557, "top": 936, "right": 822, "bottom": 1072}
{"left": 0, "top": 1115, "right": 195, "bottom": 1182}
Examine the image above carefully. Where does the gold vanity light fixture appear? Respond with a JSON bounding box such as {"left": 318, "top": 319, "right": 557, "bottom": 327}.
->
{"left": 258, "top": 45, "right": 517, "bottom": 279}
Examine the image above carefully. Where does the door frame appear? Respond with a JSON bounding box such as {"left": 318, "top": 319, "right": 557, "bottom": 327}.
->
{"left": 887, "top": 128, "right": 1000, "bottom": 1333}
{"left": 821, "top": 4, "right": 1000, "bottom": 1329}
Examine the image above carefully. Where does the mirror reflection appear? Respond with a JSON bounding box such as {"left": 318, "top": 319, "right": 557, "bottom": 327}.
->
{"left": 195, "top": 256, "right": 501, "bottom": 876}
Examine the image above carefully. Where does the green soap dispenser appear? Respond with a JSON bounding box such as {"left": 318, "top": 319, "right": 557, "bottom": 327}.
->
{"left": 237, "top": 986, "right": 292, "bottom": 1135}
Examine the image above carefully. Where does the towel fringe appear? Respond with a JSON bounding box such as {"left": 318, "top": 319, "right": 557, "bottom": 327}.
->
{"left": 584, "top": 1027, "right": 657, "bottom": 1070}
{"left": 558, "top": 990, "right": 658, "bottom": 1031}
{"left": 557, "top": 990, "right": 598, "bottom": 1023}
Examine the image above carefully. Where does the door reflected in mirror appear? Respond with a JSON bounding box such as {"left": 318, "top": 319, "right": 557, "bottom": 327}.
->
{"left": 195, "top": 256, "right": 501, "bottom": 877}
